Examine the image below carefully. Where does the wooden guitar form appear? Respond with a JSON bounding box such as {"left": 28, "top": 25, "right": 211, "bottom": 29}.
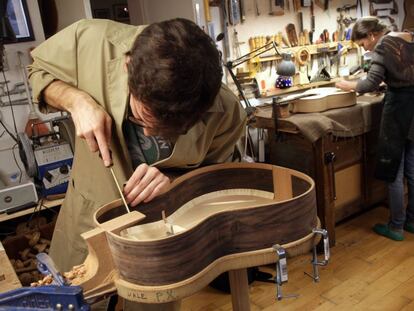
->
{"left": 290, "top": 87, "right": 356, "bottom": 113}
{"left": 403, "top": 0, "right": 414, "bottom": 31}
{"left": 73, "top": 163, "right": 319, "bottom": 304}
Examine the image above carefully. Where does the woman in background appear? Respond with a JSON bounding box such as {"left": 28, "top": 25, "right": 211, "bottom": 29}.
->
{"left": 336, "top": 16, "right": 414, "bottom": 241}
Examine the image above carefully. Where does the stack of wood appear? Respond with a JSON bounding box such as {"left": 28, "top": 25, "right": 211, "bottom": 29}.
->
{"left": 2, "top": 217, "right": 55, "bottom": 286}
{"left": 8, "top": 230, "right": 51, "bottom": 286}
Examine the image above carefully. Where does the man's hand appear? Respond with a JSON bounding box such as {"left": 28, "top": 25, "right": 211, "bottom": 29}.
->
{"left": 124, "top": 164, "right": 171, "bottom": 206}
{"left": 69, "top": 94, "right": 113, "bottom": 166}
{"left": 335, "top": 80, "right": 357, "bottom": 92}
{"left": 43, "top": 81, "right": 113, "bottom": 166}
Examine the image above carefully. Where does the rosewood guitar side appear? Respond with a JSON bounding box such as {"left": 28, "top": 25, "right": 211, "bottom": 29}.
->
{"left": 95, "top": 163, "right": 317, "bottom": 287}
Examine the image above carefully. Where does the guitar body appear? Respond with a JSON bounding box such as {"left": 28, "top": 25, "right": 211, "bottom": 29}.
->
{"left": 403, "top": 0, "right": 414, "bottom": 31}
{"left": 89, "top": 163, "right": 319, "bottom": 303}
{"left": 290, "top": 87, "right": 356, "bottom": 113}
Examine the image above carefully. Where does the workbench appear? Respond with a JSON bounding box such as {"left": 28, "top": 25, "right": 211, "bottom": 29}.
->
{"left": 253, "top": 94, "right": 386, "bottom": 245}
{"left": 0, "top": 198, "right": 63, "bottom": 223}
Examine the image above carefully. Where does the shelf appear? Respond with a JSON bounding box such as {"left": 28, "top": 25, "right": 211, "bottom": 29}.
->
{"left": 262, "top": 78, "right": 340, "bottom": 98}
{"left": 251, "top": 41, "right": 357, "bottom": 64}
{"left": 0, "top": 198, "right": 63, "bottom": 222}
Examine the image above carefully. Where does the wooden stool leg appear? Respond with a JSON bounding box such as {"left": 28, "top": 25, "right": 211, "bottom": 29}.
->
{"left": 228, "top": 268, "right": 251, "bottom": 311}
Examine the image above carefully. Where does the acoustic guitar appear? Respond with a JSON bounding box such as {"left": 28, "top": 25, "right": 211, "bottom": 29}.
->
{"left": 290, "top": 87, "right": 356, "bottom": 113}
{"left": 74, "top": 163, "right": 320, "bottom": 303}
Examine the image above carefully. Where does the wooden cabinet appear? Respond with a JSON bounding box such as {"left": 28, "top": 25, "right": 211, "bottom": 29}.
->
{"left": 255, "top": 96, "right": 386, "bottom": 245}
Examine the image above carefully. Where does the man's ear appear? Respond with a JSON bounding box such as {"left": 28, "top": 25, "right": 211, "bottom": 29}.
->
{"left": 124, "top": 55, "right": 131, "bottom": 72}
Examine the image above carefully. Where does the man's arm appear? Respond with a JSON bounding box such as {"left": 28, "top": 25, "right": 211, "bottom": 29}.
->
{"left": 43, "top": 81, "right": 113, "bottom": 166}
{"left": 28, "top": 20, "right": 113, "bottom": 166}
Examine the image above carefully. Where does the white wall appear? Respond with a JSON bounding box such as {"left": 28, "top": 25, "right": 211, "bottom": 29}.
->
{"left": 55, "top": 0, "right": 88, "bottom": 30}
{"left": 129, "top": 0, "right": 207, "bottom": 31}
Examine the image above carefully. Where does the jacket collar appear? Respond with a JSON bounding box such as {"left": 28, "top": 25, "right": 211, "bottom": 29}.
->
{"left": 107, "top": 23, "right": 147, "bottom": 53}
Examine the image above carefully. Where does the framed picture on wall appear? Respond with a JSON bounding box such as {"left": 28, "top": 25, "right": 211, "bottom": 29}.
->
{"left": 112, "top": 4, "right": 129, "bottom": 23}
{"left": 5, "top": 0, "right": 34, "bottom": 43}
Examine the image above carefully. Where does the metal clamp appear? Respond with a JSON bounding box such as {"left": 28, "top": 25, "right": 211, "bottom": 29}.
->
{"left": 36, "top": 253, "right": 69, "bottom": 286}
{"left": 272, "top": 245, "right": 298, "bottom": 301}
{"left": 305, "top": 228, "right": 330, "bottom": 282}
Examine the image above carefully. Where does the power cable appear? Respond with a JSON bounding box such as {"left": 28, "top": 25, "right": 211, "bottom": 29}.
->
{"left": 0, "top": 68, "right": 18, "bottom": 142}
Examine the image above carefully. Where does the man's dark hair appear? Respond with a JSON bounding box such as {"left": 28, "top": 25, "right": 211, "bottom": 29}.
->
{"left": 127, "top": 18, "right": 222, "bottom": 136}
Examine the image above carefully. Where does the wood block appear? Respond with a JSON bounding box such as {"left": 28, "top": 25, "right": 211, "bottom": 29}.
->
{"left": 0, "top": 241, "right": 21, "bottom": 292}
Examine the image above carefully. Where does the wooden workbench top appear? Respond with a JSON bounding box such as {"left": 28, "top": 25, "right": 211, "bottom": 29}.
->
{"left": 253, "top": 93, "right": 384, "bottom": 142}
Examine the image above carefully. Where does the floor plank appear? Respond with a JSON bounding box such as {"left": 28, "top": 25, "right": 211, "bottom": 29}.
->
{"left": 182, "top": 206, "right": 414, "bottom": 310}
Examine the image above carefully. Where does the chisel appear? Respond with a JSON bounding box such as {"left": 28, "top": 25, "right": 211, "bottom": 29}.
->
{"left": 100, "top": 151, "right": 130, "bottom": 213}
{"left": 109, "top": 166, "right": 131, "bottom": 213}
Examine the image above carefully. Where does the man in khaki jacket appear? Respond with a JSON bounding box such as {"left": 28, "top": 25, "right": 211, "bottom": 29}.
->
{"left": 28, "top": 17, "right": 246, "bottom": 292}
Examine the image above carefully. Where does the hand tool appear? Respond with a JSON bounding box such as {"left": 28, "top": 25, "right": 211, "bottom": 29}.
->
{"left": 324, "top": 0, "right": 329, "bottom": 11}
{"left": 99, "top": 151, "right": 130, "bottom": 213}
{"left": 109, "top": 165, "right": 130, "bottom": 213}
{"left": 309, "top": 0, "right": 315, "bottom": 44}
{"left": 286, "top": 23, "right": 298, "bottom": 46}
{"left": 298, "top": 11, "right": 304, "bottom": 34}
{"left": 370, "top": 0, "right": 398, "bottom": 15}
{"left": 269, "top": 0, "right": 285, "bottom": 16}
{"left": 254, "top": 0, "right": 260, "bottom": 15}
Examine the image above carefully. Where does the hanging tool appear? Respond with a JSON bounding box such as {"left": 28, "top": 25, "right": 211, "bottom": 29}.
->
{"left": 269, "top": 0, "right": 285, "bottom": 16}
{"left": 239, "top": 0, "right": 246, "bottom": 23}
{"left": 293, "top": 0, "right": 301, "bottom": 11}
{"left": 228, "top": 0, "right": 241, "bottom": 25}
{"left": 309, "top": 0, "right": 315, "bottom": 44}
{"left": 286, "top": 23, "right": 299, "bottom": 47}
{"left": 370, "top": 0, "right": 398, "bottom": 15}
{"left": 254, "top": 0, "right": 260, "bottom": 15}
{"left": 322, "top": 29, "right": 330, "bottom": 42}
{"left": 298, "top": 11, "right": 304, "bottom": 35}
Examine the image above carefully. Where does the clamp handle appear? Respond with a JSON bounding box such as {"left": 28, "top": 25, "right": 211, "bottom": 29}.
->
{"left": 36, "top": 253, "right": 69, "bottom": 286}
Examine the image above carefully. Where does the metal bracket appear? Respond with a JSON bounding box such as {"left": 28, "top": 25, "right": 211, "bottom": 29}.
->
{"left": 305, "top": 228, "right": 330, "bottom": 282}
{"left": 272, "top": 244, "right": 299, "bottom": 301}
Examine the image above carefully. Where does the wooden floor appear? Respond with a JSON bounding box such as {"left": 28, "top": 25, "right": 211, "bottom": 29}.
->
{"left": 181, "top": 206, "right": 414, "bottom": 311}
